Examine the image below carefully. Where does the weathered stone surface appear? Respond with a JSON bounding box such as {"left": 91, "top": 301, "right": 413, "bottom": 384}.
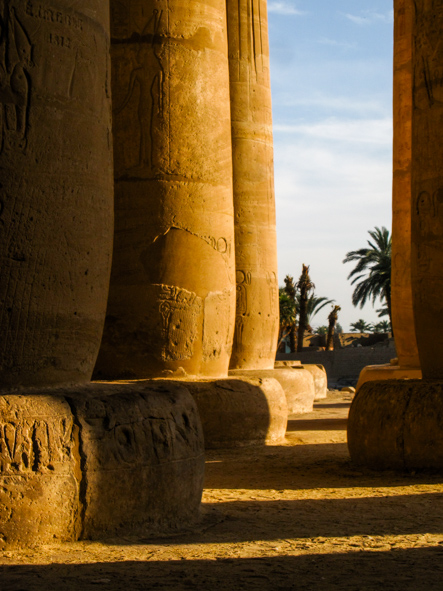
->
{"left": 69, "top": 381, "right": 205, "bottom": 538}
{"left": 0, "top": 382, "right": 205, "bottom": 548}
{"left": 95, "top": 0, "right": 235, "bottom": 380}
{"left": 392, "top": 0, "right": 420, "bottom": 370}
{"left": 348, "top": 380, "right": 443, "bottom": 471}
{"left": 0, "top": 1, "right": 114, "bottom": 388}
{"left": 0, "top": 395, "right": 81, "bottom": 549}
{"left": 230, "top": 368, "right": 315, "bottom": 414}
{"left": 185, "top": 377, "right": 288, "bottom": 448}
{"left": 274, "top": 361, "right": 302, "bottom": 367}
{"left": 227, "top": 0, "right": 279, "bottom": 370}
{"left": 411, "top": 0, "right": 443, "bottom": 378}
{"left": 356, "top": 364, "right": 422, "bottom": 392}
{"left": 302, "top": 364, "right": 328, "bottom": 400}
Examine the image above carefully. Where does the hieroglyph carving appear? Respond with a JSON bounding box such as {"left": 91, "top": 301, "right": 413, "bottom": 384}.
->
{"left": 0, "top": 4, "right": 33, "bottom": 154}
{"left": 158, "top": 285, "right": 202, "bottom": 361}
{"left": 0, "top": 415, "right": 74, "bottom": 474}
{"left": 113, "top": 8, "right": 165, "bottom": 174}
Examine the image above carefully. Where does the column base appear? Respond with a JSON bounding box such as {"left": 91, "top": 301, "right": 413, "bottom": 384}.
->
{"left": 348, "top": 379, "right": 443, "bottom": 471}
{"left": 183, "top": 377, "right": 288, "bottom": 448}
{"left": 356, "top": 363, "right": 422, "bottom": 392}
{"left": 229, "top": 368, "right": 315, "bottom": 414}
{"left": 0, "top": 381, "right": 205, "bottom": 549}
{"left": 275, "top": 361, "right": 328, "bottom": 400}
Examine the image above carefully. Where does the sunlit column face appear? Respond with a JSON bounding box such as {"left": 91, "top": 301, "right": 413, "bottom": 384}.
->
{"left": 94, "top": 0, "right": 236, "bottom": 379}
{"left": 227, "top": 0, "right": 279, "bottom": 371}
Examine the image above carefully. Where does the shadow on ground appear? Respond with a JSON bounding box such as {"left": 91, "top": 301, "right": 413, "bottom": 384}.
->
{"left": 2, "top": 548, "right": 443, "bottom": 591}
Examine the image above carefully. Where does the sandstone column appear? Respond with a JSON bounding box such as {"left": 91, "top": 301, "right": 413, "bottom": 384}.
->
{"left": 348, "top": 0, "right": 443, "bottom": 471}
{"left": 226, "top": 0, "right": 279, "bottom": 370}
{"left": 0, "top": 1, "right": 113, "bottom": 388}
{"left": 355, "top": 0, "right": 421, "bottom": 392}
{"left": 95, "top": 0, "right": 236, "bottom": 379}
{"left": 410, "top": 0, "right": 443, "bottom": 378}
{"left": 391, "top": 0, "right": 420, "bottom": 371}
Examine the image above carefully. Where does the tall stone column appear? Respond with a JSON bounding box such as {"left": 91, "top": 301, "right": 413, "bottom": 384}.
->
{"left": 348, "top": 1, "right": 443, "bottom": 472}
{"left": 410, "top": 0, "right": 443, "bottom": 379}
{"left": 226, "top": 0, "right": 279, "bottom": 371}
{"left": 355, "top": 0, "right": 422, "bottom": 391}
{"left": 95, "top": 0, "right": 236, "bottom": 379}
{"left": 392, "top": 0, "right": 420, "bottom": 370}
{"left": 0, "top": 1, "right": 113, "bottom": 388}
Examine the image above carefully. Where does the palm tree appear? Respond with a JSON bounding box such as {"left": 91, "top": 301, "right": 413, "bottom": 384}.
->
{"left": 343, "top": 226, "right": 392, "bottom": 329}
{"left": 372, "top": 320, "right": 391, "bottom": 333}
{"left": 283, "top": 276, "right": 297, "bottom": 352}
{"left": 279, "top": 288, "right": 296, "bottom": 351}
{"left": 296, "top": 265, "right": 315, "bottom": 352}
{"left": 350, "top": 319, "right": 372, "bottom": 333}
{"left": 294, "top": 293, "right": 335, "bottom": 331}
{"left": 326, "top": 305, "right": 341, "bottom": 351}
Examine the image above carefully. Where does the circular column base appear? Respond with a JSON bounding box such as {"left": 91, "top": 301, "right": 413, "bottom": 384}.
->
{"left": 0, "top": 381, "right": 205, "bottom": 549}
{"left": 230, "top": 368, "right": 315, "bottom": 414}
{"left": 348, "top": 379, "right": 443, "bottom": 471}
{"left": 184, "top": 377, "right": 288, "bottom": 448}
{"left": 356, "top": 364, "right": 422, "bottom": 392}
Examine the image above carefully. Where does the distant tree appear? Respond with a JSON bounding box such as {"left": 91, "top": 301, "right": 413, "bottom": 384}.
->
{"left": 371, "top": 320, "right": 391, "bottom": 333}
{"left": 283, "top": 276, "right": 297, "bottom": 352}
{"left": 315, "top": 325, "right": 328, "bottom": 336}
{"left": 350, "top": 319, "right": 372, "bottom": 333}
{"left": 326, "top": 305, "right": 341, "bottom": 351}
{"left": 279, "top": 288, "right": 296, "bottom": 351}
{"left": 335, "top": 322, "right": 344, "bottom": 335}
{"left": 296, "top": 265, "right": 315, "bottom": 352}
{"left": 343, "top": 226, "right": 392, "bottom": 330}
{"left": 294, "top": 293, "right": 335, "bottom": 332}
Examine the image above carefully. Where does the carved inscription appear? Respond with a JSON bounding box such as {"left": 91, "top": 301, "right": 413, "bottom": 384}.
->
{"left": 158, "top": 285, "right": 202, "bottom": 361}
{"left": 0, "top": 416, "right": 73, "bottom": 474}
{"left": 202, "top": 289, "right": 232, "bottom": 361}
{"left": 0, "top": 6, "right": 33, "bottom": 154}
{"left": 26, "top": 2, "right": 83, "bottom": 30}
{"left": 114, "top": 9, "right": 166, "bottom": 174}
{"left": 236, "top": 270, "right": 252, "bottom": 317}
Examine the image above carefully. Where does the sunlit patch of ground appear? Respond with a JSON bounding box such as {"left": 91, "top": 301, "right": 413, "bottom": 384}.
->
{"left": 2, "top": 391, "right": 443, "bottom": 590}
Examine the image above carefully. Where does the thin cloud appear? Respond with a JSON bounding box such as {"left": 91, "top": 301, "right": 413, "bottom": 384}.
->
{"left": 274, "top": 117, "right": 392, "bottom": 147}
{"left": 268, "top": 2, "right": 306, "bottom": 16}
{"left": 317, "top": 37, "right": 356, "bottom": 50}
{"left": 344, "top": 10, "right": 393, "bottom": 26}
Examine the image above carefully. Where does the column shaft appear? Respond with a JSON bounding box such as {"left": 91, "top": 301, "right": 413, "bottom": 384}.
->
{"left": 227, "top": 0, "right": 279, "bottom": 370}
{"left": 95, "top": 0, "right": 236, "bottom": 379}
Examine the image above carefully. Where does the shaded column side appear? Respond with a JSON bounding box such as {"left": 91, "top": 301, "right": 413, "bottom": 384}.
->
{"left": 95, "top": 0, "right": 236, "bottom": 379}
{"left": 391, "top": 0, "right": 420, "bottom": 369}
{"left": 0, "top": 1, "right": 114, "bottom": 388}
{"left": 227, "top": 0, "right": 279, "bottom": 371}
{"left": 411, "top": 0, "right": 443, "bottom": 378}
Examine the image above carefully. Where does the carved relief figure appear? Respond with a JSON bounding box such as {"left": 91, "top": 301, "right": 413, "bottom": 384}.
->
{"left": 158, "top": 285, "right": 202, "bottom": 361}
{"left": 236, "top": 270, "right": 252, "bottom": 317}
{"left": 114, "top": 9, "right": 164, "bottom": 173}
{"left": 0, "top": 6, "right": 33, "bottom": 154}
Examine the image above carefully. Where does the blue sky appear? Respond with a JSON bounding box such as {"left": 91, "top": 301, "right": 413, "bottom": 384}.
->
{"left": 268, "top": 0, "right": 393, "bottom": 331}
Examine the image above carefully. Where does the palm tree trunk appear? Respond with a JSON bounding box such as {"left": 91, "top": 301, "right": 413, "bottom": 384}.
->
{"left": 297, "top": 295, "right": 308, "bottom": 352}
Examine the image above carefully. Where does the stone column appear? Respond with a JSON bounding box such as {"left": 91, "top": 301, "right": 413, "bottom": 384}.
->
{"left": 0, "top": 1, "right": 113, "bottom": 388}
{"left": 410, "top": 0, "right": 443, "bottom": 379}
{"left": 392, "top": 0, "right": 420, "bottom": 370}
{"left": 348, "top": 0, "right": 443, "bottom": 471}
{"left": 95, "top": 0, "right": 236, "bottom": 380}
{"left": 226, "top": 0, "right": 279, "bottom": 371}
{"left": 355, "top": 0, "right": 422, "bottom": 391}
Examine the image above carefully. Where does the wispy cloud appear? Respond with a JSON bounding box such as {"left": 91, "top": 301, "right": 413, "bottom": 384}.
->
{"left": 317, "top": 37, "right": 356, "bottom": 51}
{"left": 274, "top": 117, "right": 392, "bottom": 146}
{"left": 344, "top": 10, "right": 393, "bottom": 26}
{"left": 268, "top": 2, "right": 306, "bottom": 16}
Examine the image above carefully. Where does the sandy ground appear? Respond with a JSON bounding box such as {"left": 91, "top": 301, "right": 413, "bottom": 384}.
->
{"left": 2, "top": 390, "right": 443, "bottom": 590}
